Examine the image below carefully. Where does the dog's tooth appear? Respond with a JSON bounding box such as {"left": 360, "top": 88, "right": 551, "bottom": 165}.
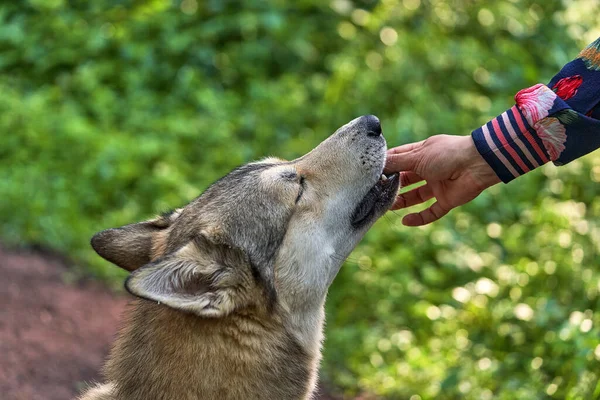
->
{"left": 381, "top": 174, "right": 387, "bottom": 181}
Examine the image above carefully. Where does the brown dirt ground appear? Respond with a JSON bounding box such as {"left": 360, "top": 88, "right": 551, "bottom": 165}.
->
{"left": 0, "top": 244, "right": 341, "bottom": 400}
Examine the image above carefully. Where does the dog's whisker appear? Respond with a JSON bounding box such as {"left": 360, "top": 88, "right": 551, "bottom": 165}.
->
{"left": 330, "top": 252, "right": 360, "bottom": 266}
{"left": 383, "top": 213, "right": 394, "bottom": 225}
{"left": 385, "top": 210, "right": 405, "bottom": 230}
{"left": 329, "top": 253, "right": 346, "bottom": 262}
{"left": 330, "top": 253, "right": 348, "bottom": 261}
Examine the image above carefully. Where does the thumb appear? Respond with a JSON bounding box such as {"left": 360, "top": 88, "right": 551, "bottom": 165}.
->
{"left": 384, "top": 141, "right": 423, "bottom": 174}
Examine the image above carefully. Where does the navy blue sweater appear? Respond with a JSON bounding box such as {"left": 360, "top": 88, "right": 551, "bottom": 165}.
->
{"left": 472, "top": 38, "right": 600, "bottom": 182}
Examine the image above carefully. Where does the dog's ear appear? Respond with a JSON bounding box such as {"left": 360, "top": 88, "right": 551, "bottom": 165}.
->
{"left": 124, "top": 234, "right": 255, "bottom": 317}
{"left": 91, "top": 210, "right": 181, "bottom": 271}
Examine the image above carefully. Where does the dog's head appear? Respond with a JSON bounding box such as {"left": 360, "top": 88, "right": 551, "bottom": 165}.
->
{"left": 92, "top": 115, "right": 399, "bottom": 317}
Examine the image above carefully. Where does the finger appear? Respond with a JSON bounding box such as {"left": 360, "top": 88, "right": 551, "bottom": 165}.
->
{"left": 399, "top": 171, "right": 423, "bottom": 187}
{"left": 386, "top": 141, "right": 424, "bottom": 156}
{"left": 391, "top": 184, "right": 433, "bottom": 210}
{"left": 384, "top": 142, "right": 424, "bottom": 173}
{"left": 402, "top": 201, "right": 450, "bottom": 226}
{"left": 384, "top": 154, "right": 418, "bottom": 174}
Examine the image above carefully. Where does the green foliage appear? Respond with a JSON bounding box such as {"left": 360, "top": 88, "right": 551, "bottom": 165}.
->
{"left": 1, "top": 0, "right": 600, "bottom": 398}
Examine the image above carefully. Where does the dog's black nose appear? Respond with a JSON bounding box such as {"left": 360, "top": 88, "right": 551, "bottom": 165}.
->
{"left": 362, "top": 115, "right": 382, "bottom": 136}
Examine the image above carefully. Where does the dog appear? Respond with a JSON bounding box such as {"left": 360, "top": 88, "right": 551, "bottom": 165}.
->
{"left": 80, "top": 115, "right": 399, "bottom": 400}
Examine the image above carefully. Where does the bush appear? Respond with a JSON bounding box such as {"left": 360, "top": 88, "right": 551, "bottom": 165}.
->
{"left": 2, "top": 1, "right": 599, "bottom": 398}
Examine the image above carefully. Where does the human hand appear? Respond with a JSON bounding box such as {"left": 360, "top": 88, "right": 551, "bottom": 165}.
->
{"left": 384, "top": 135, "right": 501, "bottom": 226}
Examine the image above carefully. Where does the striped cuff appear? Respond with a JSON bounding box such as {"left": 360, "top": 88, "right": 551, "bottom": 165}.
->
{"left": 471, "top": 105, "right": 551, "bottom": 183}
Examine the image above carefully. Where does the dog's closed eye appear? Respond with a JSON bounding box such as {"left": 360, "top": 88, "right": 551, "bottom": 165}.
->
{"left": 280, "top": 171, "right": 298, "bottom": 181}
{"left": 296, "top": 176, "right": 305, "bottom": 204}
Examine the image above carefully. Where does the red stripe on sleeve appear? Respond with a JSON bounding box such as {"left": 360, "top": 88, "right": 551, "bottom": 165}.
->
{"left": 511, "top": 106, "right": 550, "bottom": 163}
{"left": 491, "top": 117, "right": 530, "bottom": 173}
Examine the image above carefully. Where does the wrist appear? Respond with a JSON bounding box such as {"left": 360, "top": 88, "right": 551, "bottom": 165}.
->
{"left": 460, "top": 135, "right": 501, "bottom": 189}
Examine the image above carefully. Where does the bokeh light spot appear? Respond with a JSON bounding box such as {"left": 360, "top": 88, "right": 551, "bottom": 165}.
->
{"left": 514, "top": 303, "right": 534, "bottom": 321}
{"left": 180, "top": 0, "right": 197, "bottom": 15}
{"left": 531, "top": 357, "right": 543, "bottom": 370}
{"left": 380, "top": 27, "right": 398, "bottom": 46}
{"left": 486, "top": 223, "right": 502, "bottom": 238}
{"left": 337, "top": 21, "right": 356, "bottom": 40}
{"left": 403, "top": 0, "right": 421, "bottom": 11}
{"left": 452, "top": 287, "right": 471, "bottom": 303}
{"left": 478, "top": 9, "right": 495, "bottom": 26}
{"left": 366, "top": 51, "right": 383, "bottom": 70}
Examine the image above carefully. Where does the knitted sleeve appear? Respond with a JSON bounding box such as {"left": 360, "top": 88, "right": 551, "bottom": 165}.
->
{"left": 471, "top": 37, "right": 600, "bottom": 183}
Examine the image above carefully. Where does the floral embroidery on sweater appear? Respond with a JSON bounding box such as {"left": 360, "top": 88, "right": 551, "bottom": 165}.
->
{"left": 515, "top": 84, "right": 557, "bottom": 127}
{"left": 579, "top": 38, "right": 600, "bottom": 71}
{"left": 535, "top": 117, "right": 566, "bottom": 160}
{"left": 552, "top": 75, "right": 583, "bottom": 100}
{"left": 555, "top": 108, "right": 579, "bottom": 125}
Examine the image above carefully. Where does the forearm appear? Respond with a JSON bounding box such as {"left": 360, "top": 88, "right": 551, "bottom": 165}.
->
{"left": 472, "top": 37, "right": 600, "bottom": 183}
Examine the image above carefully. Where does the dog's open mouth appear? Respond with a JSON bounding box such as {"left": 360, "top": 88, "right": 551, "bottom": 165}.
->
{"left": 351, "top": 172, "right": 400, "bottom": 229}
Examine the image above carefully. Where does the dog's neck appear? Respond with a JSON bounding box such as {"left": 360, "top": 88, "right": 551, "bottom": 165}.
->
{"left": 274, "top": 241, "right": 340, "bottom": 357}
{"left": 104, "top": 300, "right": 322, "bottom": 400}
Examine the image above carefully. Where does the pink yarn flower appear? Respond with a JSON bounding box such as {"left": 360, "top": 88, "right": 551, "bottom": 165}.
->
{"left": 535, "top": 117, "right": 567, "bottom": 161}
{"left": 515, "top": 84, "right": 557, "bottom": 127}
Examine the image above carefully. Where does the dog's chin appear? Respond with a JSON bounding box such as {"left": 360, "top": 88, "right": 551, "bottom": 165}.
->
{"left": 350, "top": 172, "right": 400, "bottom": 229}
